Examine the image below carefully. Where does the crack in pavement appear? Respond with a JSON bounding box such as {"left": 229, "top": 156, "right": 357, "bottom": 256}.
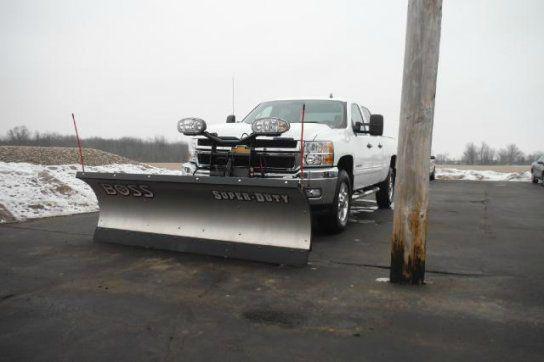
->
{"left": 313, "top": 259, "right": 485, "bottom": 277}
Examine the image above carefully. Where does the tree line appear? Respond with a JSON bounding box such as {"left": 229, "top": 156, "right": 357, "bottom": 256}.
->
{"left": 1, "top": 126, "right": 188, "bottom": 162}
{"left": 434, "top": 142, "right": 542, "bottom": 165}
{"left": 461, "top": 142, "right": 542, "bottom": 165}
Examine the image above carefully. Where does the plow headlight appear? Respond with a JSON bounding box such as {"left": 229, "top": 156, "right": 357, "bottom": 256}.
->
{"left": 252, "top": 117, "right": 290, "bottom": 135}
{"left": 178, "top": 118, "right": 207, "bottom": 135}
{"left": 304, "top": 141, "right": 334, "bottom": 167}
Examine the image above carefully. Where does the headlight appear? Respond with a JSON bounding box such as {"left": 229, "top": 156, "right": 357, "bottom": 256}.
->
{"left": 252, "top": 117, "right": 290, "bottom": 135}
{"left": 178, "top": 118, "right": 207, "bottom": 135}
{"left": 304, "top": 141, "right": 334, "bottom": 167}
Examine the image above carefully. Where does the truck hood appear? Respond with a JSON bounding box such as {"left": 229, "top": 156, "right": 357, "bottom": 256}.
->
{"left": 206, "top": 122, "right": 334, "bottom": 141}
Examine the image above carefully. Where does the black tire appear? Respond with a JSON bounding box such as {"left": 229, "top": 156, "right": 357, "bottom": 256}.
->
{"left": 320, "top": 170, "right": 352, "bottom": 234}
{"left": 531, "top": 169, "right": 538, "bottom": 184}
{"left": 376, "top": 167, "right": 394, "bottom": 209}
{"left": 430, "top": 167, "right": 436, "bottom": 181}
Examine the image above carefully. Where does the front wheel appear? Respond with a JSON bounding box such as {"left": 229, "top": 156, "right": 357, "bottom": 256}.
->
{"left": 376, "top": 167, "right": 395, "bottom": 209}
{"left": 320, "top": 170, "right": 352, "bottom": 234}
{"left": 532, "top": 169, "right": 538, "bottom": 184}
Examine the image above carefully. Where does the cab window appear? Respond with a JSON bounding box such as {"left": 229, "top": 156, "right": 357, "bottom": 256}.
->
{"left": 359, "top": 106, "right": 371, "bottom": 123}
{"left": 351, "top": 103, "right": 366, "bottom": 132}
{"left": 351, "top": 103, "right": 363, "bottom": 124}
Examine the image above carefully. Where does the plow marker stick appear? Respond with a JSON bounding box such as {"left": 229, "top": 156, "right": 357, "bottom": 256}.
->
{"left": 77, "top": 172, "right": 312, "bottom": 265}
{"left": 71, "top": 113, "right": 85, "bottom": 172}
{"left": 299, "top": 103, "right": 306, "bottom": 184}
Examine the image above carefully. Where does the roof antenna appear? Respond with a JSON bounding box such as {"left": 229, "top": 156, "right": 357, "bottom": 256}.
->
{"left": 329, "top": 93, "right": 333, "bottom": 99}
{"left": 232, "top": 76, "right": 235, "bottom": 115}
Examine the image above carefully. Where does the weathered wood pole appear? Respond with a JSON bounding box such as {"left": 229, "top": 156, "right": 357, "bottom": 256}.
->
{"left": 390, "top": 0, "right": 442, "bottom": 284}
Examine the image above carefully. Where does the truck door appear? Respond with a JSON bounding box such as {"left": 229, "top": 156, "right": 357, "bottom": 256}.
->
{"left": 361, "top": 105, "right": 389, "bottom": 183}
{"left": 350, "top": 103, "right": 378, "bottom": 188}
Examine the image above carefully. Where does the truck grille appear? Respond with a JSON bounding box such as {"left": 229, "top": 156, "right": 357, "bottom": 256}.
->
{"left": 197, "top": 153, "right": 296, "bottom": 169}
{"left": 197, "top": 138, "right": 298, "bottom": 149}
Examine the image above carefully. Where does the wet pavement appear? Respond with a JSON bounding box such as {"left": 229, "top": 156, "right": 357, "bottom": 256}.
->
{"left": 1, "top": 181, "right": 543, "bottom": 361}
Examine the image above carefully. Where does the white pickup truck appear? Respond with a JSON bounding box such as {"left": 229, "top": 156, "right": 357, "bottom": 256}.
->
{"left": 182, "top": 98, "right": 396, "bottom": 233}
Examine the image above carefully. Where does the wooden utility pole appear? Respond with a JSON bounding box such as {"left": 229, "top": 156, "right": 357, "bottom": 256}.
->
{"left": 390, "top": 0, "right": 442, "bottom": 284}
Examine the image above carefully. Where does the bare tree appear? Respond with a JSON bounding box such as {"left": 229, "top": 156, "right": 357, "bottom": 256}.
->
{"left": 478, "top": 142, "right": 495, "bottom": 165}
{"left": 462, "top": 142, "right": 478, "bottom": 164}
{"left": 6, "top": 126, "right": 31, "bottom": 144}
{"left": 497, "top": 144, "right": 525, "bottom": 165}
{"left": 526, "top": 151, "right": 544, "bottom": 163}
{"left": 435, "top": 153, "right": 450, "bottom": 164}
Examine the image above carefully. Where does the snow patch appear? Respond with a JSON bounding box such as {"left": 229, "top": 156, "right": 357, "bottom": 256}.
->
{"left": 375, "top": 277, "right": 390, "bottom": 283}
{"left": 0, "top": 162, "right": 182, "bottom": 223}
{"left": 436, "top": 168, "right": 531, "bottom": 182}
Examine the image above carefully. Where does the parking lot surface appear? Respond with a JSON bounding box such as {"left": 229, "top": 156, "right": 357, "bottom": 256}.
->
{"left": 1, "top": 181, "right": 543, "bottom": 361}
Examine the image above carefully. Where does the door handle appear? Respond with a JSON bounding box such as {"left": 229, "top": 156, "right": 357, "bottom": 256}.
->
{"left": 366, "top": 143, "right": 373, "bottom": 149}
{"left": 378, "top": 143, "right": 383, "bottom": 149}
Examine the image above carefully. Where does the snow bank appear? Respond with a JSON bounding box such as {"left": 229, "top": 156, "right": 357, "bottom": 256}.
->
{"left": 0, "top": 162, "right": 181, "bottom": 223}
{"left": 436, "top": 168, "right": 531, "bottom": 182}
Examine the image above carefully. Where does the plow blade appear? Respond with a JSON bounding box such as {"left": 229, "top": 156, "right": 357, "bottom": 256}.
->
{"left": 77, "top": 172, "right": 311, "bottom": 265}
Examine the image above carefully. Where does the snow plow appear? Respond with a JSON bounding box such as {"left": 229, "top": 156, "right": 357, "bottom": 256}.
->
{"left": 77, "top": 117, "right": 312, "bottom": 265}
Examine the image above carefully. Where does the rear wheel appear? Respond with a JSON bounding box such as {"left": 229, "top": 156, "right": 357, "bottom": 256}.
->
{"left": 430, "top": 167, "right": 436, "bottom": 181}
{"left": 320, "top": 170, "right": 351, "bottom": 234}
{"left": 376, "top": 167, "right": 394, "bottom": 209}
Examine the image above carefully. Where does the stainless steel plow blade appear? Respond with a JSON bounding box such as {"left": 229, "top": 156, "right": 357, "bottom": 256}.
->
{"left": 77, "top": 172, "right": 312, "bottom": 265}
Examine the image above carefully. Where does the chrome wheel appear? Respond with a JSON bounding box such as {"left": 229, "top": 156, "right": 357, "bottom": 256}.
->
{"left": 337, "top": 182, "right": 349, "bottom": 226}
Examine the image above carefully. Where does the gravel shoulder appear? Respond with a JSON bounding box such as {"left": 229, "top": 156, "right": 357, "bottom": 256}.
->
{"left": 0, "top": 146, "right": 135, "bottom": 165}
{"left": 147, "top": 162, "right": 180, "bottom": 170}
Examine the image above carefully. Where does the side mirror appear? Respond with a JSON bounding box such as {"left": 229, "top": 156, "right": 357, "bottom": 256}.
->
{"left": 430, "top": 155, "right": 436, "bottom": 160}
{"left": 226, "top": 115, "right": 236, "bottom": 123}
{"left": 369, "top": 114, "right": 384, "bottom": 136}
{"left": 353, "top": 121, "right": 364, "bottom": 133}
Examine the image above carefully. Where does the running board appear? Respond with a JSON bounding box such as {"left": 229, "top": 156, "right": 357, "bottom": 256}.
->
{"left": 352, "top": 187, "right": 379, "bottom": 200}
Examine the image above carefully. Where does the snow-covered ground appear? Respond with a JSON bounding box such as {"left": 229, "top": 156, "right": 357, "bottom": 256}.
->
{"left": 0, "top": 162, "right": 181, "bottom": 223}
{"left": 436, "top": 168, "right": 531, "bottom": 182}
{"left": 0, "top": 163, "right": 532, "bottom": 223}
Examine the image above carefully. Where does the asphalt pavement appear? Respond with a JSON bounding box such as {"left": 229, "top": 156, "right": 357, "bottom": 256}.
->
{"left": 1, "top": 181, "right": 543, "bottom": 361}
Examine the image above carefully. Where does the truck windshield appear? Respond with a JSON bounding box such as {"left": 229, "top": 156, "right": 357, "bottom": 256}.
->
{"left": 242, "top": 100, "right": 346, "bottom": 129}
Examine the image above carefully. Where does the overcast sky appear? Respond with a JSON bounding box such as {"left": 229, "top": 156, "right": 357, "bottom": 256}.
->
{"left": 1, "top": 0, "right": 543, "bottom": 158}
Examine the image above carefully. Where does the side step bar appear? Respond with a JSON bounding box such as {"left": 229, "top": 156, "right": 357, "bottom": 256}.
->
{"left": 352, "top": 187, "right": 380, "bottom": 200}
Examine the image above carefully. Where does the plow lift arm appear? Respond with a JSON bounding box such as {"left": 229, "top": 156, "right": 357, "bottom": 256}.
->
{"left": 77, "top": 117, "right": 312, "bottom": 266}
